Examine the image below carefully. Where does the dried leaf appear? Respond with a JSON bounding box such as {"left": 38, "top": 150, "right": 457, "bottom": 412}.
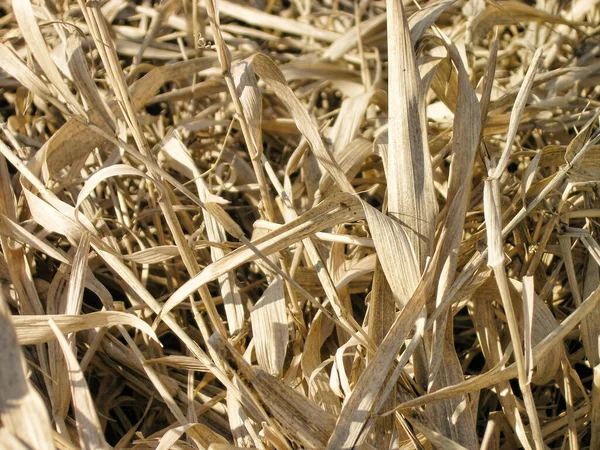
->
{"left": 386, "top": 0, "right": 437, "bottom": 269}
{"left": 250, "top": 277, "right": 288, "bottom": 376}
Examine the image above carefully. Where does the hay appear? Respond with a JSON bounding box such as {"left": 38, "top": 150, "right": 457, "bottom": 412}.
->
{"left": 1, "top": 0, "right": 600, "bottom": 448}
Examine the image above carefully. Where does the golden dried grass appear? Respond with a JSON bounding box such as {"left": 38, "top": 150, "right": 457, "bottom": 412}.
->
{"left": 1, "top": 0, "right": 600, "bottom": 448}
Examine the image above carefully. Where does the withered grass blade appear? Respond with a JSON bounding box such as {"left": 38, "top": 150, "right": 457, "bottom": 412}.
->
{"left": 492, "top": 48, "right": 543, "bottom": 178}
{"left": 386, "top": 0, "right": 437, "bottom": 269}
{"left": 426, "top": 39, "right": 481, "bottom": 449}
{"left": 12, "top": 311, "right": 158, "bottom": 345}
{"left": 250, "top": 277, "right": 288, "bottom": 376}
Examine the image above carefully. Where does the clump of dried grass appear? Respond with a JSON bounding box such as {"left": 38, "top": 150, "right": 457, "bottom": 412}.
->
{"left": 1, "top": 0, "right": 600, "bottom": 448}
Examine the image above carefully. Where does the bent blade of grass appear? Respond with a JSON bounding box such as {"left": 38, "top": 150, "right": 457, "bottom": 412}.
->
{"left": 218, "top": 0, "right": 339, "bottom": 43}
{"left": 75, "top": 164, "right": 159, "bottom": 214}
{"left": 408, "top": 0, "right": 457, "bottom": 44}
{"left": 249, "top": 53, "right": 355, "bottom": 195}
{"left": 13, "top": 311, "right": 158, "bottom": 345}
{"left": 471, "top": 1, "right": 580, "bottom": 40}
{"left": 24, "top": 188, "right": 84, "bottom": 244}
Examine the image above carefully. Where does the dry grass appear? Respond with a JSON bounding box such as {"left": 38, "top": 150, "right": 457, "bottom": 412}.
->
{"left": 1, "top": 0, "right": 600, "bottom": 448}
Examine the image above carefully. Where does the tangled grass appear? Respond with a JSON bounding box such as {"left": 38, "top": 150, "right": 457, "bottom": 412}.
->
{"left": 1, "top": 0, "right": 600, "bottom": 448}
